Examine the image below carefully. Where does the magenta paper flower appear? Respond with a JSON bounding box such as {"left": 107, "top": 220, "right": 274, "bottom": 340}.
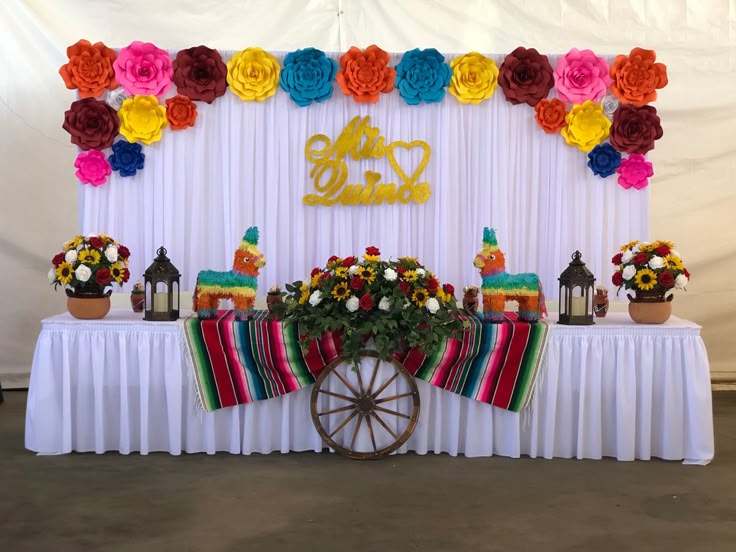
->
{"left": 113, "top": 41, "right": 173, "bottom": 97}
{"left": 616, "top": 153, "right": 653, "bottom": 190}
{"left": 74, "top": 149, "right": 112, "bottom": 186}
{"left": 554, "top": 48, "right": 611, "bottom": 103}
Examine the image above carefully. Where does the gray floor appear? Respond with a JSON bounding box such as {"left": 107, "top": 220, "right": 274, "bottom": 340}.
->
{"left": 1, "top": 390, "right": 734, "bottom": 552}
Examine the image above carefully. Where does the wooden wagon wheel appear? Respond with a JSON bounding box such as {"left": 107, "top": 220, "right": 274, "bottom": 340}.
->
{"left": 310, "top": 350, "right": 420, "bottom": 460}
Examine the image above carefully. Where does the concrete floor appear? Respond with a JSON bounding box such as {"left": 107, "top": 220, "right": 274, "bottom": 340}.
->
{"left": 1, "top": 391, "right": 735, "bottom": 552}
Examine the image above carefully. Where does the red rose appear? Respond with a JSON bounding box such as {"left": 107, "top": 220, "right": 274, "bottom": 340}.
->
{"left": 349, "top": 277, "right": 364, "bottom": 291}
{"left": 609, "top": 105, "right": 663, "bottom": 154}
{"left": 498, "top": 47, "right": 554, "bottom": 106}
{"left": 655, "top": 246, "right": 670, "bottom": 256}
{"left": 95, "top": 268, "right": 111, "bottom": 285}
{"left": 399, "top": 281, "right": 411, "bottom": 295}
{"left": 52, "top": 253, "right": 66, "bottom": 266}
{"left": 88, "top": 236, "right": 104, "bottom": 249}
{"left": 684, "top": 268, "right": 690, "bottom": 279}
{"left": 657, "top": 270, "right": 675, "bottom": 288}
{"left": 612, "top": 253, "right": 623, "bottom": 265}
{"left": 359, "top": 292, "right": 374, "bottom": 311}
{"left": 118, "top": 245, "right": 130, "bottom": 259}
{"left": 122, "top": 268, "right": 130, "bottom": 283}
{"left": 342, "top": 256, "right": 356, "bottom": 267}
{"left": 319, "top": 272, "right": 330, "bottom": 280}
{"left": 328, "top": 255, "right": 340, "bottom": 263}
{"left": 442, "top": 283, "right": 455, "bottom": 296}
{"left": 172, "top": 46, "right": 228, "bottom": 104}
{"left": 62, "top": 98, "right": 120, "bottom": 151}
{"left": 426, "top": 277, "right": 439, "bottom": 292}
{"left": 311, "top": 267, "right": 321, "bottom": 277}
{"left": 397, "top": 266, "right": 406, "bottom": 275}
{"left": 612, "top": 271, "right": 623, "bottom": 286}
{"left": 633, "top": 253, "right": 649, "bottom": 265}
{"left": 365, "top": 246, "right": 380, "bottom": 256}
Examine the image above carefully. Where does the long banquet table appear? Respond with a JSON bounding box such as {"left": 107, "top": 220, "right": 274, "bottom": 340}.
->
{"left": 25, "top": 310, "right": 714, "bottom": 463}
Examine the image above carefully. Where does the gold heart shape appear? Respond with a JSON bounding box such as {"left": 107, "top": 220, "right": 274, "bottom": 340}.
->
{"left": 386, "top": 140, "right": 431, "bottom": 185}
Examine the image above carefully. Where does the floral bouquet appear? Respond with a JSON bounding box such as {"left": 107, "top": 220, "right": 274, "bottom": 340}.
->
{"left": 611, "top": 240, "right": 689, "bottom": 297}
{"left": 283, "top": 247, "right": 465, "bottom": 365}
{"left": 49, "top": 234, "right": 131, "bottom": 296}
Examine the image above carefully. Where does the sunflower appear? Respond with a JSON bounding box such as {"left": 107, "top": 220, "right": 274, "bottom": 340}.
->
{"left": 298, "top": 284, "right": 309, "bottom": 304}
{"left": 334, "top": 267, "right": 348, "bottom": 279}
{"left": 110, "top": 262, "right": 126, "bottom": 283}
{"left": 436, "top": 290, "right": 449, "bottom": 303}
{"left": 358, "top": 266, "right": 376, "bottom": 283}
{"left": 412, "top": 288, "right": 429, "bottom": 307}
{"left": 310, "top": 273, "right": 321, "bottom": 288}
{"left": 664, "top": 254, "right": 683, "bottom": 270}
{"left": 64, "top": 235, "right": 85, "bottom": 251}
{"left": 363, "top": 254, "right": 380, "bottom": 262}
{"left": 78, "top": 248, "right": 101, "bottom": 265}
{"left": 619, "top": 240, "right": 639, "bottom": 252}
{"left": 634, "top": 268, "right": 657, "bottom": 291}
{"left": 653, "top": 240, "right": 675, "bottom": 249}
{"left": 637, "top": 242, "right": 655, "bottom": 253}
{"left": 331, "top": 282, "right": 350, "bottom": 301}
{"left": 403, "top": 269, "right": 419, "bottom": 282}
{"left": 56, "top": 262, "right": 74, "bottom": 285}
{"left": 399, "top": 256, "right": 419, "bottom": 266}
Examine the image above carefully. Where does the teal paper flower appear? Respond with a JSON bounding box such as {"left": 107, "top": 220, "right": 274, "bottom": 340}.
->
{"left": 279, "top": 48, "right": 338, "bottom": 107}
{"left": 395, "top": 48, "right": 452, "bottom": 105}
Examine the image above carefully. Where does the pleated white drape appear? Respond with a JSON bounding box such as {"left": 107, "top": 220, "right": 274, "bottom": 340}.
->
{"left": 78, "top": 52, "right": 648, "bottom": 299}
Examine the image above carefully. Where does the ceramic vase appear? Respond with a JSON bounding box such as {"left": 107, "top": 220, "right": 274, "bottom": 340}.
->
{"left": 66, "top": 290, "right": 112, "bottom": 320}
{"left": 627, "top": 290, "right": 673, "bottom": 324}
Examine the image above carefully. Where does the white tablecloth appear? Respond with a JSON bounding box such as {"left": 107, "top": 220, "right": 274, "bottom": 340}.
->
{"left": 25, "top": 310, "right": 714, "bottom": 463}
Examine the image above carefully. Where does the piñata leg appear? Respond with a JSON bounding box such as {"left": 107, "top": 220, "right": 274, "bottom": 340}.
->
{"left": 233, "top": 294, "right": 255, "bottom": 320}
{"left": 483, "top": 292, "right": 506, "bottom": 322}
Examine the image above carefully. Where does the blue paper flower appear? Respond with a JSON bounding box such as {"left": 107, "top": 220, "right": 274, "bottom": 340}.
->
{"left": 279, "top": 48, "right": 338, "bottom": 107}
{"left": 108, "top": 140, "right": 145, "bottom": 177}
{"left": 587, "top": 143, "right": 622, "bottom": 178}
{"left": 395, "top": 48, "right": 452, "bottom": 105}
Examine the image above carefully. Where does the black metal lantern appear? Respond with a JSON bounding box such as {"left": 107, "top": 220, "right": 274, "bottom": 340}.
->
{"left": 143, "top": 246, "right": 180, "bottom": 321}
{"left": 558, "top": 250, "right": 595, "bottom": 325}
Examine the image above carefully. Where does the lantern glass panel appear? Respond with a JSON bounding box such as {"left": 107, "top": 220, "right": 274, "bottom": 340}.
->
{"left": 173, "top": 281, "right": 179, "bottom": 310}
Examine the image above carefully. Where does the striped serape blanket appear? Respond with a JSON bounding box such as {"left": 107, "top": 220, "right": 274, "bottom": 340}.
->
{"left": 183, "top": 310, "right": 548, "bottom": 412}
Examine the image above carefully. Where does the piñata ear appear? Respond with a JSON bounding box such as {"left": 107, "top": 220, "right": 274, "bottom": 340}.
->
{"left": 243, "top": 227, "right": 259, "bottom": 245}
{"left": 483, "top": 227, "right": 498, "bottom": 247}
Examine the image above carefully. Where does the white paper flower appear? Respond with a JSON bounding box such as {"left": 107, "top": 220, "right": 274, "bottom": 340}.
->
{"left": 348, "top": 265, "right": 360, "bottom": 275}
{"left": 105, "top": 245, "right": 118, "bottom": 263}
{"left": 621, "top": 250, "right": 634, "bottom": 263}
{"left": 675, "top": 274, "right": 689, "bottom": 289}
{"left": 426, "top": 297, "right": 440, "bottom": 314}
{"left": 416, "top": 268, "right": 426, "bottom": 277}
{"left": 346, "top": 296, "right": 360, "bottom": 312}
{"left": 383, "top": 268, "right": 397, "bottom": 281}
{"left": 105, "top": 87, "right": 128, "bottom": 110}
{"left": 308, "top": 290, "right": 322, "bottom": 306}
{"left": 648, "top": 256, "right": 665, "bottom": 270}
{"left": 601, "top": 94, "right": 619, "bottom": 119}
{"left": 622, "top": 265, "right": 636, "bottom": 280}
{"left": 75, "top": 264, "right": 92, "bottom": 282}
{"left": 48, "top": 268, "right": 56, "bottom": 284}
{"left": 65, "top": 249, "right": 78, "bottom": 263}
{"left": 378, "top": 297, "right": 392, "bottom": 311}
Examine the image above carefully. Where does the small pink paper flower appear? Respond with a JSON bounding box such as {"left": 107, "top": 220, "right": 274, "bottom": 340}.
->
{"left": 554, "top": 48, "right": 611, "bottom": 103}
{"left": 74, "top": 150, "right": 112, "bottom": 187}
{"left": 616, "top": 153, "right": 653, "bottom": 190}
{"left": 113, "top": 41, "right": 173, "bottom": 97}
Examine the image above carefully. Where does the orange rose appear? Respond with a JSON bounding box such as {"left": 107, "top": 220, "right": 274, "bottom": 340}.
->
{"left": 59, "top": 39, "right": 117, "bottom": 98}
{"left": 335, "top": 45, "right": 396, "bottom": 104}
{"left": 609, "top": 47, "right": 668, "bottom": 106}
{"left": 534, "top": 98, "right": 567, "bottom": 134}
{"left": 165, "top": 95, "right": 198, "bottom": 130}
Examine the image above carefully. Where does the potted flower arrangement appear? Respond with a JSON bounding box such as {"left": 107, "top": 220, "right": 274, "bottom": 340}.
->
{"left": 283, "top": 247, "right": 466, "bottom": 365}
{"left": 611, "top": 239, "right": 689, "bottom": 324}
{"left": 49, "top": 234, "right": 131, "bottom": 319}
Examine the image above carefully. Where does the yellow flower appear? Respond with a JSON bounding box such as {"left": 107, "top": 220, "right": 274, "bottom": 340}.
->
{"left": 436, "top": 290, "right": 449, "bottom": 303}
{"left": 310, "top": 273, "right": 321, "bottom": 288}
{"left": 637, "top": 242, "right": 655, "bottom": 252}
{"left": 64, "top": 235, "right": 84, "bottom": 251}
{"left": 110, "top": 262, "right": 126, "bottom": 283}
{"left": 560, "top": 100, "right": 611, "bottom": 152}
{"left": 331, "top": 282, "right": 349, "bottom": 301}
{"left": 412, "top": 288, "right": 429, "bottom": 307}
{"left": 665, "top": 254, "right": 683, "bottom": 270}
{"left": 118, "top": 95, "right": 168, "bottom": 145}
{"left": 363, "top": 254, "right": 380, "bottom": 262}
{"left": 78, "top": 248, "right": 101, "bottom": 265}
{"left": 298, "top": 284, "right": 309, "bottom": 304}
{"left": 448, "top": 52, "right": 499, "bottom": 104}
{"left": 653, "top": 240, "right": 675, "bottom": 250}
{"left": 358, "top": 266, "right": 375, "bottom": 283}
{"left": 56, "top": 262, "right": 74, "bottom": 285}
{"left": 334, "top": 267, "right": 348, "bottom": 279}
{"left": 403, "top": 270, "right": 418, "bottom": 282}
{"left": 620, "top": 240, "right": 639, "bottom": 252}
{"left": 399, "top": 256, "right": 418, "bottom": 266}
{"left": 634, "top": 268, "right": 657, "bottom": 291}
{"left": 226, "top": 47, "right": 280, "bottom": 102}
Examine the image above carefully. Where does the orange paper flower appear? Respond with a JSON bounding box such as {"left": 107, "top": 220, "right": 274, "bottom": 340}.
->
{"left": 609, "top": 48, "right": 668, "bottom": 106}
{"left": 165, "top": 95, "right": 198, "bottom": 130}
{"left": 335, "top": 45, "right": 396, "bottom": 104}
{"left": 534, "top": 98, "right": 567, "bottom": 134}
{"left": 59, "top": 39, "right": 118, "bottom": 98}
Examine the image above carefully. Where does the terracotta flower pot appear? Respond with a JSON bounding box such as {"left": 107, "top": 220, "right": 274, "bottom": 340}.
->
{"left": 627, "top": 291, "right": 673, "bottom": 324}
{"left": 66, "top": 290, "right": 112, "bottom": 320}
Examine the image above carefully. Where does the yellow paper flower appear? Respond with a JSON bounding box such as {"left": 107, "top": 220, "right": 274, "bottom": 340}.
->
{"left": 620, "top": 240, "right": 639, "bottom": 252}
{"left": 412, "top": 288, "right": 429, "bottom": 307}
{"left": 448, "top": 52, "right": 499, "bottom": 104}
{"left": 331, "top": 282, "right": 349, "bottom": 301}
{"left": 634, "top": 268, "right": 657, "bottom": 290}
{"left": 334, "top": 267, "right": 348, "bottom": 279}
{"left": 358, "top": 266, "right": 376, "bottom": 284}
{"left": 226, "top": 47, "right": 280, "bottom": 102}
{"left": 78, "top": 248, "right": 101, "bottom": 265}
{"left": 298, "top": 284, "right": 309, "bottom": 304}
{"left": 56, "top": 262, "right": 74, "bottom": 285}
{"left": 118, "top": 95, "right": 168, "bottom": 145}
{"left": 560, "top": 100, "right": 611, "bottom": 152}
{"left": 403, "top": 269, "right": 419, "bottom": 282}
{"left": 110, "top": 262, "right": 126, "bottom": 283}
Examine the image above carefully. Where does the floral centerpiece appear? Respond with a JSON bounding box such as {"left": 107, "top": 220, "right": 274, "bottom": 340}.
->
{"left": 283, "top": 247, "right": 465, "bottom": 365}
{"left": 611, "top": 239, "right": 689, "bottom": 297}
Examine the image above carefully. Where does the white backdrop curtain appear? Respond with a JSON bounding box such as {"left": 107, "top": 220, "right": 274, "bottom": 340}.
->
{"left": 78, "top": 51, "right": 647, "bottom": 299}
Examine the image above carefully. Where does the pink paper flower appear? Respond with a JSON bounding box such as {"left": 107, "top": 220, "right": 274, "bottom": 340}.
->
{"left": 554, "top": 48, "right": 611, "bottom": 103}
{"left": 616, "top": 153, "right": 653, "bottom": 190}
{"left": 113, "top": 41, "right": 173, "bottom": 97}
{"left": 74, "top": 150, "right": 112, "bottom": 187}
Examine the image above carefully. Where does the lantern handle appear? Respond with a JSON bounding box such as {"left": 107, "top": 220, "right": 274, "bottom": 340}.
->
{"left": 157, "top": 246, "right": 168, "bottom": 257}
{"left": 572, "top": 250, "right": 582, "bottom": 262}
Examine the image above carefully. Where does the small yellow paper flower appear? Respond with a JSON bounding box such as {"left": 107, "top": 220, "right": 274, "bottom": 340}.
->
{"left": 227, "top": 47, "right": 280, "bottom": 102}
{"left": 560, "top": 100, "right": 611, "bottom": 152}
{"left": 118, "top": 95, "right": 168, "bottom": 145}
{"left": 448, "top": 52, "right": 499, "bottom": 104}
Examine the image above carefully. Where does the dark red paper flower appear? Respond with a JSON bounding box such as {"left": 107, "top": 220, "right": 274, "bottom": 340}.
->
{"left": 52, "top": 253, "right": 65, "bottom": 266}
{"left": 612, "top": 271, "right": 623, "bottom": 286}
{"left": 172, "top": 46, "right": 228, "bottom": 104}
{"left": 657, "top": 270, "right": 675, "bottom": 288}
{"left": 498, "top": 47, "right": 554, "bottom": 106}
{"left": 62, "top": 98, "right": 120, "bottom": 151}
{"left": 95, "top": 268, "right": 111, "bottom": 286}
{"left": 609, "top": 105, "right": 663, "bottom": 154}
{"left": 359, "top": 292, "right": 374, "bottom": 311}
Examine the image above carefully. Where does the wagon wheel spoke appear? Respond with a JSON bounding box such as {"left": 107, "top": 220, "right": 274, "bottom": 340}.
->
{"left": 367, "top": 356, "right": 380, "bottom": 394}
{"left": 318, "top": 389, "right": 357, "bottom": 403}
{"left": 332, "top": 368, "right": 361, "bottom": 398}
{"left": 317, "top": 404, "right": 356, "bottom": 417}
{"left": 349, "top": 414, "right": 364, "bottom": 451}
{"left": 365, "top": 414, "right": 378, "bottom": 452}
{"left": 371, "top": 412, "right": 399, "bottom": 440}
{"left": 355, "top": 361, "right": 366, "bottom": 395}
{"left": 328, "top": 409, "right": 359, "bottom": 439}
{"left": 372, "top": 371, "right": 400, "bottom": 399}
{"left": 374, "top": 405, "right": 411, "bottom": 420}
{"left": 375, "top": 392, "right": 414, "bottom": 404}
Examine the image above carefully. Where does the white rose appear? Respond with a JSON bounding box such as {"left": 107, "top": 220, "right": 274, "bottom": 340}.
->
{"left": 416, "top": 268, "right": 426, "bottom": 277}
{"left": 105, "top": 245, "right": 119, "bottom": 263}
{"left": 426, "top": 297, "right": 440, "bottom": 314}
{"left": 48, "top": 268, "right": 56, "bottom": 284}
{"left": 348, "top": 265, "right": 360, "bottom": 275}
{"left": 86, "top": 233, "right": 98, "bottom": 238}
{"left": 65, "top": 249, "right": 78, "bottom": 263}
{"left": 622, "top": 265, "right": 637, "bottom": 280}
{"left": 346, "top": 296, "right": 360, "bottom": 312}
{"left": 648, "top": 256, "right": 665, "bottom": 270}
{"left": 308, "top": 290, "right": 322, "bottom": 306}
{"left": 675, "top": 274, "right": 689, "bottom": 289}
{"left": 75, "top": 264, "right": 92, "bottom": 282}
{"left": 383, "top": 268, "right": 397, "bottom": 281}
{"left": 378, "top": 297, "right": 392, "bottom": 311}
{"left": 621, "top": 250, "right": 634, "bottom": 263}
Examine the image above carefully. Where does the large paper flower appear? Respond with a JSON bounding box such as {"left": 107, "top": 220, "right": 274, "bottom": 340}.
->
{"left": 395, "top": 48, "right": 452, "bottom": 105}
{"left": 616, "top": 153, "right": 653, "bottom": 190}
{"left": 609, "top": 104, "right": 663, "bottom": 154}
{"left": 226, "top": 47, "right": 280, "bottom": 102}
{"left": 118, "top": 95, "right": 168, "bottom": 145}
{"left": 498, "top": 47, "right": 554, "bottom": 106}
{"left": 335, "top": 45, "right": 395, "bottom": 104}
{"left": 554, "top": 48, "right": 611, "bottom": 103}
{"left": 59, "top": 39, "right": 117, "bottom": 98}
{"left": 113, "top": 41, "right": 173, "bottom": 97}
{"left": 447, "top": 52, "right": 499, "bottom": 104}
{"left": 279, "top": 48, "right": 338, "bottom": 107}
{"left": 534, "top": 98, "right": 567, "bottom": 134}
{"left": 74, "top": 150, "right": 112, "bottom": 186}
{"left": 165, "top": 95, "right": 198, "bottom": 130}
{"left": 587, "top": 143, "right": 622, "bottom": 178}
{"left": 560, "top": 100, "right": 611, "bottom": 152}
{"left": 172, "top": 46, "right": 228, "bottom": 104}
{"left": 609, "top": 48, "right": 668, "bottom": 106}
{"left": 108, "top": 140, "right": 145, "bottom": 177}
{"left": 62, "top": 98, "right": 120, "bottom": 151}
